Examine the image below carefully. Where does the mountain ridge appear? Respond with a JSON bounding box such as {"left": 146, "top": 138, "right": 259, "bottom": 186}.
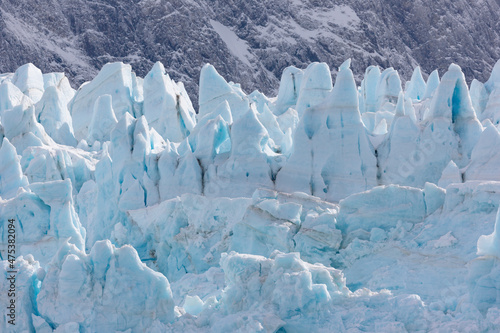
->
{"left": 1, "top": 0, "right": 499, "bottom": 102}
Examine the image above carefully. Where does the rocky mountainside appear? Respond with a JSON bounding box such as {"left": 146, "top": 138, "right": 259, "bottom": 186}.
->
{"left": 1, "top": 0, "right": 499, "bottom": 102}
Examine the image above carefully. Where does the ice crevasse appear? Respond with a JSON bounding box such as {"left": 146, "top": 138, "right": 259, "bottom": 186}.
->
{"left": 1, "top": 59, "right": 500, "bottom": 331}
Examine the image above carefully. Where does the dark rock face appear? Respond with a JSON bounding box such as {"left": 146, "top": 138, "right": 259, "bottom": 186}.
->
{"left": 1, "top": 0, "right": 499, "bottom": 103}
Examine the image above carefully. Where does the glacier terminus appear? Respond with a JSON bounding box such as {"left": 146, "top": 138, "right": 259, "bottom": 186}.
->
{"left": 1, "top": 57, "right": 500, "bottom": 332}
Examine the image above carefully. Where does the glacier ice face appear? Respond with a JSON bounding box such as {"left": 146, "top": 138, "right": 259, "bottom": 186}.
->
{"left": 465, "top": 120, "right": 500, "bottom": 181}
{"left": 2, "top": 59, "right": 500, "bottom": 331}
{"left": 35, "top": 85, "right": 77, "bottom": 146}
{"left": 477, "top": 196, "right": 500, "bottom": 259}
{"left": 376, "top": 67, "right": 402, "bottom": 110}
{"left": 422, "top": 69, "right": 440, "bottom": 101}
{"left": 274, "top": 66, "right": 303, "bottom": 116}
{"left": 294, "top": 62, "right": 333, "bottom": 117}
{"left": 86, "top": 94, "right": 118, "bottom": 145}
{"left": 438, "top": 160, "right": 462, "bottom": 188}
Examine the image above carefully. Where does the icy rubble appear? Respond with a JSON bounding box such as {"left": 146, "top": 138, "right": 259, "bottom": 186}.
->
{"left": 2, "top": 58, "right": 500, "bottom": 331}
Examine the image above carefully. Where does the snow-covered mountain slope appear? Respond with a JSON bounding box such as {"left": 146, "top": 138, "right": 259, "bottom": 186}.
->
{"left": 2, "top": 58, "right": 500, "bottom": 331}
{"left": 1, "top": 0, "right": 500, "bottom": 102}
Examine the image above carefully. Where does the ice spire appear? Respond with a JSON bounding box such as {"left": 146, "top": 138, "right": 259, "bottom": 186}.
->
{"left": 0, "top": 138, "right": 28, "bottom": 198}
{"left": 438, "top": 160, "right": 461, "bottom": 188}
{"left": 12, "top": 63, "right": 44, "bottom": 103}
{"left": 277, "top": 59, "right": 377, "bottom": 201}
{"left": 197, "top": 100, "right": 233, "bottom": 128}
{"left": 143, "top": 62, "right": 196, "bottom": 142}
{"left": 295, "top": 62, "right": 333, "bottom": 116}
{"left": 36, "top": 85, "right": 77, "bottom": 146}
{"left": 199, "top": 64, "right": 234, "bottom": 106}
{"left": 405, "top": 66, "right": 427, "bottom": 101}
{"left": 87, "top": 94, "right": 118, "bottom": 144}
{"left": 193, "top": 115, "right": 231, "bottom": 168}
{"left": 274, "top": 66, "right": 304, "bottom": 115}
{"left": 360, "top": 65, "right": 381, "bottom": 113}
{"left": 212, "top": 107, "right": 273, "bottom": 197}
{"left": 0, "top": 81, "right": 29, "bottom": 114}
{"left": 198, "top": 64, "right": 249, "bottom": 121}
{"left": 422, "top": 70, "right": 440, "bottom": 100}
{"left": 376, "top": 68, "right": 402, "bottom": 110}
{"left": 394, "top": 91, "right": 406, "bottom": 117}
{"left": 469, "top": 79, "right": 489, "bottom": 120}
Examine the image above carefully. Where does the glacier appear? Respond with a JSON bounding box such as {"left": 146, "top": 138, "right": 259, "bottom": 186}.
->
{"left": 1, "top": 58, "right": 500, "bottom": 332}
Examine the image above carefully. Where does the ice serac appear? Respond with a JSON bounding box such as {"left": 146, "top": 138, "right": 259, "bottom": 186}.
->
{"left": 12, "top": 63, "right": 44, "bottom": 103}
{"left": 376, "top": 67, "right": 402, "bottom": 110}
{"left": 276, "top": 60, "right": 377, "bottom": 201}
{"left": 79, "top": 113, "right": 163, "bottom": 249}
{"left": 477, "top": 208, "right": 500, "bottom": 258}
{"left": 405, "top": 66, "right": 427, "bottom": 101}
{"left": 377, "top": 92, "right": 420, "bottom": 186}
{"left": 411, "top": 64, "right": 483, "bottom": 186}
{"left": 230, "top": 189, "right": 341, "bottom": 263}
{"left": 198, "top": 64, "right": 249, "bottom": 122}
{"left": 37, "top": 240, "right": 176, "bottom": 332}
{"left": 422, "top": 69, "right": 440, "bottom": 101}
{"left": 0, "top": 138, "right": 28, "bottom": 199}
{"left": 485, "top": 59, "right": 500, "bottom": 93}
{"left": 469, "top": 204, "right": 500, "bottom": 314}
{"left": 359, "top": 65, "right": 381, "bottom": 113}
{"left": 171, "top": 149, "right": 203, "bottom": 197}
{"left": 192, "top": 115, "right": 231, "bottom": 168}
{"left": 214, "top": 107, "right": 274, "bottom": 197}
{"left": 69, "top": 62, "right": 138, "bottom": 141}
{"left": 274, "top": 66, "right": 303, "bottom": 115}
{"left": 35, "top": 85, "right": 77, "bottom": 146}
{"left": 0, "top": 81, "right": 29, "bottom": 114}
{"left": 481, "top": 84, "right": 500, "bottom": 126}
{"left": 427, "top": 64, "right": 482, "bottom": 158}
{"left": 470, "top": 79, "right": 489, "bottom": 121}
{"left": 295, "top": 62, "right": 333, "bottom": 116}
{"left": 143, "top": 62, "right": 196, "bottom": 142}
{"left": 2, "top": 104, "right": 55, "bottom": 153}
{"left": 320, "top": 59, "right": 377, "bottom": 201}
{"left": 87, "top": 94, "right": 118, "bottom": 145}
{"left": 464, "top": 120, "right": 500, "bottom": 181}
{"left": 438, "top": 160, "right": 462, "bottom": 188}
{"left": 21, "top": 144, "right": 95, "bottom": 193}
